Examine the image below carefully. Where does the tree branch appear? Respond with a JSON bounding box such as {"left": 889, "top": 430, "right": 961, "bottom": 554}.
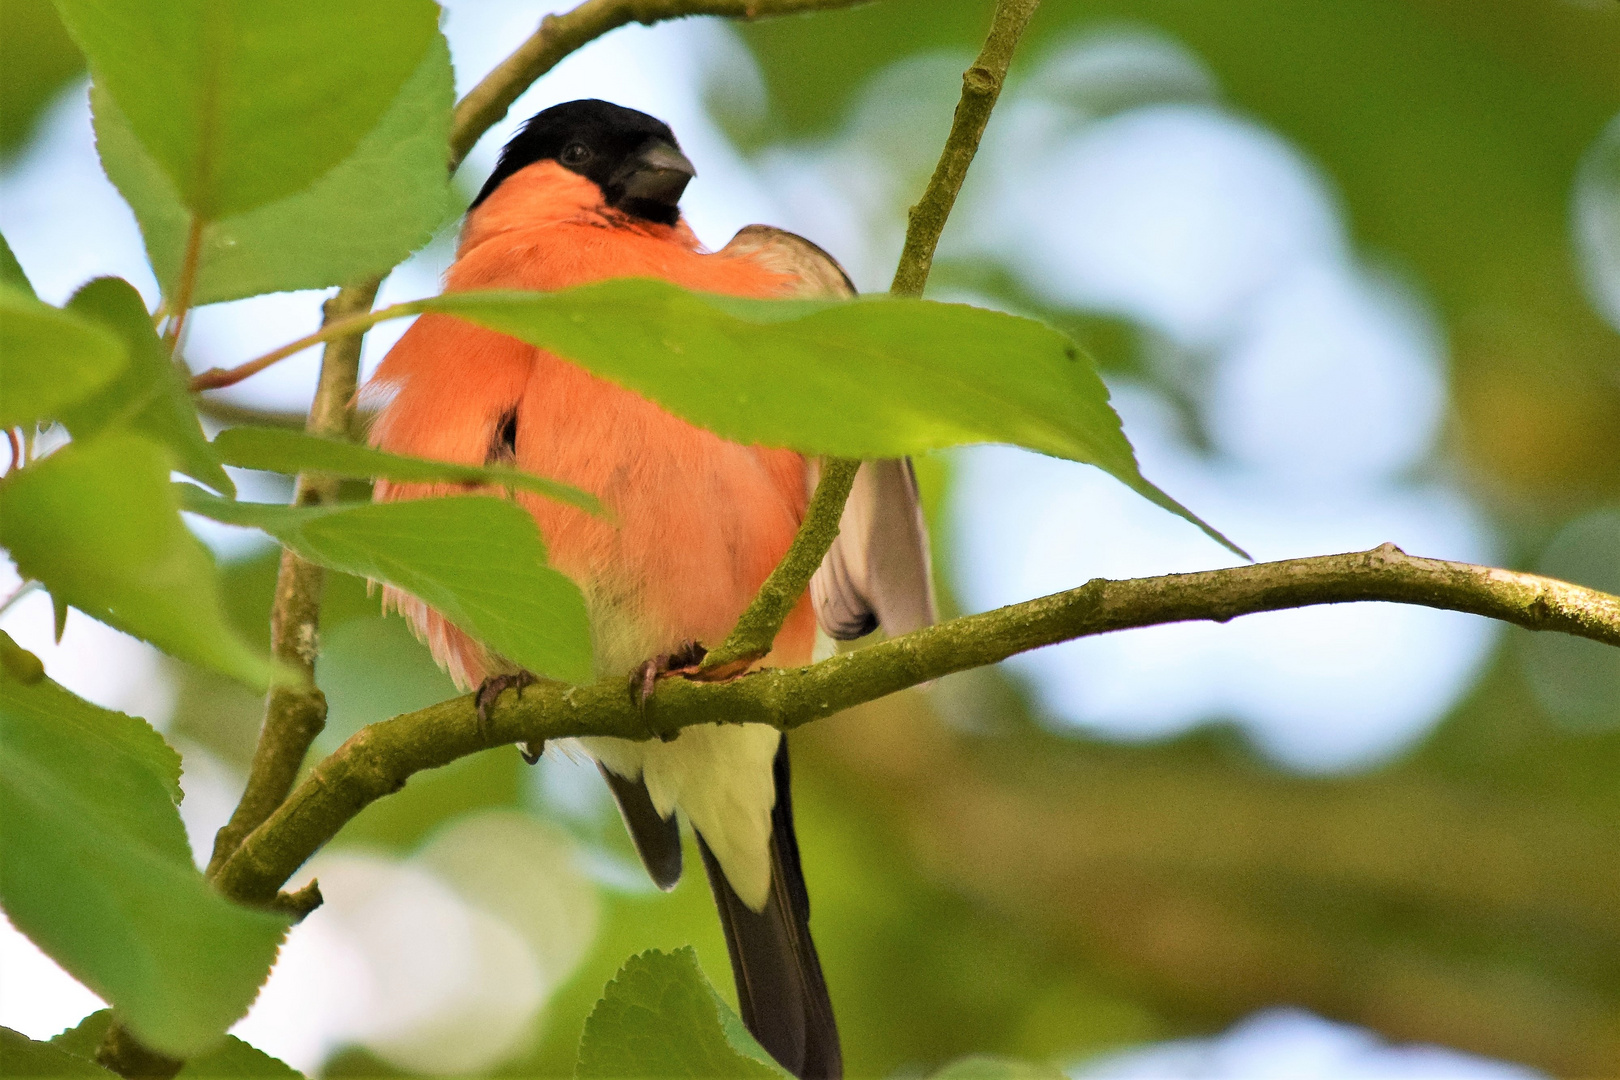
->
{"left": 449, "top": 0, "right": 871, "bottom": 171}
{"left": 205, "top": 282, "right": 379, "bottom": 878}
{"left": 890, "top": 0, "right": 1040, "bottom": 297}
{"left": 213, "top": 543, "right": 1620, "bottom": 904}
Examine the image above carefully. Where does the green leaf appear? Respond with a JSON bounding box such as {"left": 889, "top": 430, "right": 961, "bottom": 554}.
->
{"left": 0, "top": 649, "right": 289, "bottom": 1056}
{"left": 0, "top": 231, "right": 35, "bottom": 297}
{"left": 0, "top": 633, "right": 45, "bottom": 684}
{"left": 0, "top": 285, "right": 126, "bottom": 429}
{"left": 212, "top": 426, "right": 604, "bottom": 516}
{"left": 178, "top": 1037, "right": 304, "bottom": 1078}
{"left": 94, "top": 35, "right": 454, "bottom": 306}
{"left": 45, "top": 1010, "right": 111, "bottom": 1061}
{"left": 179, "top": 487, "right": 594, "bottom": 685}
{"left": 928, "top": 1056, "right": 1069, "bottom": 1080}
{"left": 576, "top": 947, "right": 791, "bottom": 1079}
{"left": 55, "top": 0, "right": 440, "bottom": 219}
{"left": 61, "top": 277, "right": 233, "bottom": 495}
{"left": 0, "top": 433, "right": 282, "bottom": 688}
{"left": 44, "top": 1012, "right": 295, "bottom": 1079}
{"left": 0, "top": 1026, "right": 114, "bottom": 1077}
{"left": 1, "top": 0, "right": 85, "bottom": 158}
{"left": 423, "top": 280, "right": 1245, "bottom": 557}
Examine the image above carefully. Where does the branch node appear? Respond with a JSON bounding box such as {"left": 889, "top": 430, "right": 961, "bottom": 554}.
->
{"left": 963, "top": 65, "right": 996, "bottom": 94}
{"left": 269, "top": 880, "right": 324, "bottom": 922}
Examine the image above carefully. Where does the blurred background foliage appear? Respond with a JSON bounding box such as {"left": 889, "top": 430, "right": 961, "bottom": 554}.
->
{"left": 739, "top": 0, "right": 1620, "bottom": 503}
{"left": 4, "top": 0, "right": 1619, "bottom": 1076}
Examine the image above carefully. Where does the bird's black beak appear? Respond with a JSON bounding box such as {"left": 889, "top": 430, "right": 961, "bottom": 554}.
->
{"left": 609, "top": 138, "right": 696, "bottom": 222}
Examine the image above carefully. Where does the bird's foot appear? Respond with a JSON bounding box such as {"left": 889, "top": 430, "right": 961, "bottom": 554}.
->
{"left": 631, "top": 640, "right": 709, "bottom": 702}
{"left": 628, "top": 641, "right": 708, "bottom": 740}
{"left": 474, "top": 670, "right": 537, "bottom": 746}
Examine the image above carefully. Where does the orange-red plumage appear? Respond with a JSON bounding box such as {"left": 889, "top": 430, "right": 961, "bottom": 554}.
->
{"left": 368, "top": 161, "right": 815, "bottom": 688}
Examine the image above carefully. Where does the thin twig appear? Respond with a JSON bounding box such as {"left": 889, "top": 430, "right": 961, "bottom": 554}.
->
{"left": 213, "top": 543, "right": 1620, "bottom": 904}
{"left": 698, "top": 457, "right": 861, "bottom": 676}
{"left": 0, "top": 579, "right": 40, "bottom": 618}
{"left": 699, "top": 0, "right": 1040, "bottom": 673}
{"left": 449, "top": 0, "right": 871, "bottom": 171}
{"left": 187, "top": 301, "right": 416, "bottom": 392}
{"left": 891, "top": 0, "right": 1039, "bottom": 297}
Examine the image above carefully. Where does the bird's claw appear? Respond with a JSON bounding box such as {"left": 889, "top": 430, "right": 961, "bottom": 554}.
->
{"left": 629, "top": 641, "right": 708, "bottom": 740}
{"left": 474, "top": 670, "right": 537, "bottom": 741}
{"left": 632, "top": 657, "right": 661, "bottom": 708}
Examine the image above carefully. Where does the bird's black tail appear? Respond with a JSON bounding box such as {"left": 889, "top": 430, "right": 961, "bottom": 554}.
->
{"left": 697, "top": 738, "right": 842, "bottom": 1079}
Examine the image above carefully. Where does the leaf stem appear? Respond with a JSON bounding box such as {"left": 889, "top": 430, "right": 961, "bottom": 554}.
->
{"left": 114, "top": 5, "right": 905, "bottom": 1072}
{"left": 94, "top": 1023, "right": 181, "bottom": 1080}
{"left": 162, "top": 214, "right": 206, "bottom": 353}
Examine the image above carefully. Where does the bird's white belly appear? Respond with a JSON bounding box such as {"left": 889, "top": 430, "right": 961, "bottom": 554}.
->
{"left": 561, "top": 580, "right": 780, "bottom": 912}
{"left": 574, "top": 724, "right": 779, "bottom": 911}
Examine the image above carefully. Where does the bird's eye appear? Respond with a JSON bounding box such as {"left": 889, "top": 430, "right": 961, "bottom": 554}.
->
{"left": 560, "top": 142, "right": 591, "bottom": 166}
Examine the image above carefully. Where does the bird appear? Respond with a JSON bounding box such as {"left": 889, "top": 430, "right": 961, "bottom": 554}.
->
{"left": 362, "top": 99, "right": 935, "bottom": 1079}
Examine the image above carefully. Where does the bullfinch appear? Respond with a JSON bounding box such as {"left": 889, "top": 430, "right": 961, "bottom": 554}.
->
{"left": 363, "top": 99, "right": 935, "bottom": 1078}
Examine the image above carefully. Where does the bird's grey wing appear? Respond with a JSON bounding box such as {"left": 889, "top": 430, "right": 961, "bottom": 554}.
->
{"left": 717, "top": 224, "right": 858, "bottom": 299}
{"left": 807, "top": 456, "right": 937, "bottom": 641}
{"left": 719, "top": 224, "right": 938, "bottom": 642}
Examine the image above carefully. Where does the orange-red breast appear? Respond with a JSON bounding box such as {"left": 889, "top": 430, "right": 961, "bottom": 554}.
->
{"left": 364, "top": 99, "right": 935, "bottom": 1079}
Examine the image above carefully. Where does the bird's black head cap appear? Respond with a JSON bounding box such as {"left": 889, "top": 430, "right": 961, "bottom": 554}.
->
{"left": 470, "top": 99, "right": 696, "bottom": 226}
